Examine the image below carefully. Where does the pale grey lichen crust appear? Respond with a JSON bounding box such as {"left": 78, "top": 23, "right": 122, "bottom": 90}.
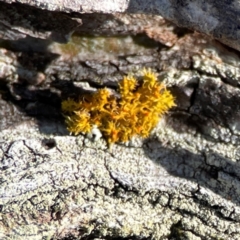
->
{"left": 2, "top": 46, "right": 240, "bottom": 238}
{"left": 1, "top": 4, "right": 240, "bottom": 239}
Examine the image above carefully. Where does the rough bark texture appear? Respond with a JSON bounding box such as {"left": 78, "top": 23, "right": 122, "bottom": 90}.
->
{"left": 1, "top": 0, "right": 240, "bottom": 52}
{"left": 1, "top": 1, "right": 240, "bottom": 240}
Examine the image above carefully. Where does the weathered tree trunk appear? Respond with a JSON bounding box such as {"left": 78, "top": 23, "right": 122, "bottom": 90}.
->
{"left": 1, "top": 0, "right": 240, "bottom": 52}
{"left": 1, "top": 1, "right": 240, "bottom": 240}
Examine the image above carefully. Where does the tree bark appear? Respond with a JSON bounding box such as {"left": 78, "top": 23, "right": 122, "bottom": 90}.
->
{"left": 1, "top": 1, "right": 240, "bottom": 240}
{"left": 1, "top": 0, "right": 240, "bottom": 52}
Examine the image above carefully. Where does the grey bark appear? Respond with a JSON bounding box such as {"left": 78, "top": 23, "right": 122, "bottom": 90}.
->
{"left": 1, "top": 1, "right": 240, "bottom": 240}
{"left": 1, "top": 0, "right": 240, "bottom": 52}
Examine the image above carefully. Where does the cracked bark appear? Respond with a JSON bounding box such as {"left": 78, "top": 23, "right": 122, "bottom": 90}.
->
{"left": 1, "top": 1, "right": 240, "bottom": 240}
{"left": 1, "top": 0, "right": 240, "bottom": 52}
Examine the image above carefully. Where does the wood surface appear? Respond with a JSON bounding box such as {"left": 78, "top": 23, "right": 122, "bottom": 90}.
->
{"left": 1, "top": 1, "right": 240, "bottom": 239}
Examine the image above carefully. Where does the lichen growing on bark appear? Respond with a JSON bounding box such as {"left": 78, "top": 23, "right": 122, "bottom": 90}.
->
{"left": 62, "top": 69, "right": 175, "bottom": 144}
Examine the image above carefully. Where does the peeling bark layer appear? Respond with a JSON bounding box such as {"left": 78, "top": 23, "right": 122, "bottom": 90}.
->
{"left": 1, "top": 0, "right": 240, "bottom": 52}
{"left": 1, "top": 1, "right": 240, "bottom": 240}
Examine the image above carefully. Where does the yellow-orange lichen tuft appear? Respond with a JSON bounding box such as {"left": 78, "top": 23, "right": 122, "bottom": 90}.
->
{"left": 62, "top": 69, "right": 175, "bottom": 145}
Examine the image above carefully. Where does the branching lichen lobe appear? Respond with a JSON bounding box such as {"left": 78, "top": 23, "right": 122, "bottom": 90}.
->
{"left": 62, "top": 69, "right": 175, "bottom": 144}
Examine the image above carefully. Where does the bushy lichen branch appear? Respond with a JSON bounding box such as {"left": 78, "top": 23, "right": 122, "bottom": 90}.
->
{"left": 62, "top": 69, "right": 175, "bottom": 144}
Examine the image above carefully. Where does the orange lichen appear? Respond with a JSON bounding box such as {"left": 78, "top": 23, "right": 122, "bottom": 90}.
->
{"left": 62, "top": 69, "right": 175, "bottom": 145}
